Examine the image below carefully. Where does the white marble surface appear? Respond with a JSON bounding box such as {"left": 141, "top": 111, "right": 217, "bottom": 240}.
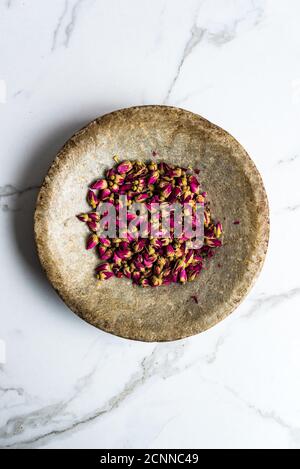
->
{"left": 0, "top": 0, "right": 300, "bottom": 450}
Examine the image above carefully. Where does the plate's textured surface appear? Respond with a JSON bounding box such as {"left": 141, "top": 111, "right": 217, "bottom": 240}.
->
{"left": 34, "top": 106, "right": 269, "bottom": 342}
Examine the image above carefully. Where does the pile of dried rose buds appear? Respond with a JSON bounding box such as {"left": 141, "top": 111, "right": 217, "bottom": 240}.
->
{"left": 77, "top": 159, "right": 223, "bottom": 288}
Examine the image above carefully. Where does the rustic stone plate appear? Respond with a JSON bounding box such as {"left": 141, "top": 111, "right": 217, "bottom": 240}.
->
{"left": 34, "top": 106, "right": 269, "bottom": 342}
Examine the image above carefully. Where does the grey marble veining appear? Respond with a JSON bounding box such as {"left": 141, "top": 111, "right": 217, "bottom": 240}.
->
{"left": 51, "top": 0, "right": 93, "bottom": 51}
{"left": 0, "top": 343, "right": 186, "bottom": 449}
{"left": 164, "top": 0, "right": 265, "bottom": 103}
{"left": 0, "top": 184, "right": 41, "bottom": 198}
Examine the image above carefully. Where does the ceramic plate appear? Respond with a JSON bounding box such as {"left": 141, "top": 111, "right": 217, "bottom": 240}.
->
{"left": 34, "top": 106, "right": 269, "bottom": 341}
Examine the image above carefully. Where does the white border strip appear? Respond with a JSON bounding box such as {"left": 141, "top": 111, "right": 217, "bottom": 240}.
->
{"left": 0, "top": 340, "right": 6, "bottom": 364}
{"left": 0, "top": 80, "right": 7, "bottom": 104}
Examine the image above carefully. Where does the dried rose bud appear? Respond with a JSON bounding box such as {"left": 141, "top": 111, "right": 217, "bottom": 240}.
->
{"left": 140, "top": 278, "right": 150, "bottom": 288}
{"left": 123, "top": 266, "right": 132, "bottom": 279}
{"left": 119, "top": 183, "right": 133, "bottom": 194}
{"left": 77, "top": 213, "right": 90, "bottom": 223}
{"left": 166, "top": 244, "right": 176, "bottom": 257}
{"left": 135, "top": 253, "right": 144, "bottom": 264}
{"left": 107, "top": 195, "right": 115, "bottom": 204}
{"left": 90, "top": 178, "right": 108, "bottom": 190}
{"left": 117, "top": 161, "right": 133, "bottom": 174}
{"left": 87, "top": 221, "right": 100, "bottom": 232}
{"left": 87, "top": 234, "right": 99, "bottom": 250}
{"left": 148, "top": 171, "right": 159, "bottom": 185}
{"left": 110, "top": 183, "right": 120, "bottom": 193}
{"left": 116, "top": 247, "right": 132, "bottom": 260}
{"left": 214, "top": 222, "right": 223, "bottom": 239}
{"left": 132, "top": 166, "right": 147, "bottom": 178}
{"left": 154, "top": 257, "right": 167, "bottom": 275}
{"left": 148, "top": 195, "right": 160, "bottom": 204}
{"left": 195, "top": 194, "right": 205, "bottom": 205}
{"left": 119, "top": 240, "right": 130, "bottom": 250}
{"left": 181, "top": 176, "right": 188, "bottom": 187}
{"left": 148, "top": 162, "right": 158, "bottom": 171}
{"left": 95, "top": 262, "right": 112, "bottom": 273}
{"left": 132, "top": 271, "right": 141, "bottom": 283}
{"left": 147, "top": 245, "right": 156, "bottom": 256}
{"left": 179, "top": 269, "right": 188, "bottom": 284}
{"left": 172, "top": 187, "right": 182, "bottom": 199}
{"left": 135, "top": 193, "right": 149, "bottom": 203}
{"left": 127, "top": 213, "right": 137, "bottom": 223}
{"left": 162, "top": 267, "right": 172, "bottom": 278}
{"left": 193, "top": 253, "right": 203, "bottom": 263}
{"left": 183, "top": 190, "right": 192, "bottom": 203}
{"left": 168, "top": 168, "right": 182, "bottom": 178}
{"left": 100, "top": 249, "right": 113, "bottom": 261}
{"left": 162, "top": 163, "right": 172, "bottom": 174}
{"left": 98, "top": 238, "right": 111, "bottom": 248}
{"left": 187, "top": 266, "right": 202, "bottom": 281}
{"left": 161, "top": 183, "right": 173, "bottom": 199}
{"left": 89, "top": 212, "right": 100, "bottom": 222}
{"left": 204, "top": 210, "right": 211, "bottom": 227}
{"left": 158, "top": 256, "right": 167, "bottom": 267}
{"left": 113, "top": 252, "right": 122, "bottom": 266}
{"left": 106, "top": 168, "right": 116, "bottom": 180}
{"left": 126, "top": 231, "right": 137, "bottom": 242}
{"left": 151, "top": 276, "right": 163, "bottom": 287}
{"left": 143, "top": 254, "right": 157, "bottom": 269}
{"left": 173, "top": 258, "right": 186, "bottom": 273}
{"left": 158, "top": 180, "right": 170, "bottom": 189}
{"left": 87, "top": 190, "right": 99, "bottom": 209}
{"left": 189, "top": 176, "right": 200, "bottom": 194}
{"left": 99, "top": 188, "right": 111, "bottom": 201}
{"left": 163, "top": 277, "right": 172, "bottom": 286}
{"left": 97, "top": 271, "right": 114, "bottom": 282}
{"left": 133, "top": 239, "right": 146, "bottom": 252}
{"left": 98, "top": 245, "right": 107, "bottom": 257}
{"left": 151, "top": 238, "right": 163, "bottom": 249}
{"left": 135, "top": 262, "right": 145, "bottom": 273}
{"left": 114, "top": 174, "right": 125, "bottom": 185}
{"left": 161, "top": 238, "right": 171, "bottom": 247}
{"left": 185, "top": 250, "right": 194, "bottom": 266}
{"left": 205, "top": 238, "right": 222, "bottom": 248}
